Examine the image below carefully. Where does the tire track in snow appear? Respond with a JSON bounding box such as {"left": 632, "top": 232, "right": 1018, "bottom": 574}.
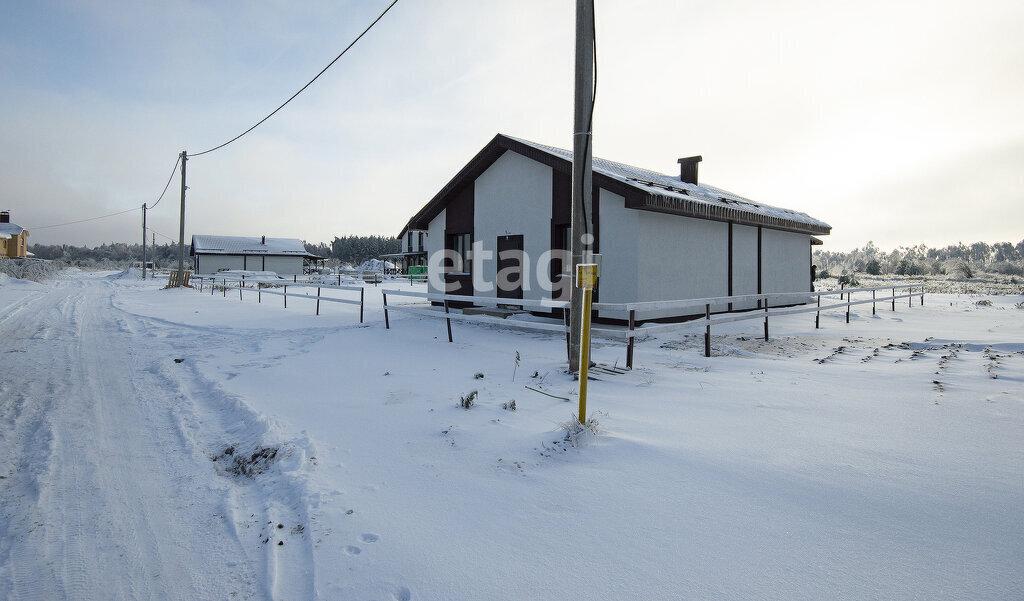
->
{"left": 163, "top": 356, "right": 321, "bottom": 601}
{"left": 0, "top": 274, "right": 266, "bottom": 600}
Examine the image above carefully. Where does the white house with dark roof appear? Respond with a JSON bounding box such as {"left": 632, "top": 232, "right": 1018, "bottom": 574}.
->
{"left": 190, "top": 235, "right": 323, "bottom": 275}
{"left": 400, "top": 134, "right": 831, "bottom": 320}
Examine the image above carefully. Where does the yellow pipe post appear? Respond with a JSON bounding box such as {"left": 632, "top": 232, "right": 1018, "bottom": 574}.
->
{"left": 577, "top": 264, "right": 597, "bottom": 424}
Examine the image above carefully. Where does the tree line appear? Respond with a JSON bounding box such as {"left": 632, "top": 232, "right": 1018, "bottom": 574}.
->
{"left": 303, "top": 235, "right": 401, "bottom": 265}
{"left": 29, "top": 235, "right": 401, "bottom": 268}
{"left": 814, "top": 239, "right": 1024, "bottom": 279}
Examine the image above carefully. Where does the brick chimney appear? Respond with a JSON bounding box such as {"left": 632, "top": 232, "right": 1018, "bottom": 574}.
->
{"left": 677, "top": 156, "right": 702, "bottom": 185}
{"left": 0, "top": 211, "right": 9, "bottom": 223}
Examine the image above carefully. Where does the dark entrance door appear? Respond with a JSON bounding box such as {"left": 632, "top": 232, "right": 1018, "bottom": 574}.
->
{"left": 496, "top": 235, "right": 524, "bottom": 303}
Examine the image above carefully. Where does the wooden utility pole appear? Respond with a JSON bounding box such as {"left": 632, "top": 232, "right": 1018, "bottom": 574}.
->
{"left": 569, "top": 0, "right": 595, "bottom": 373}
{"left": 141, "top": 203, "right": 147, "bottom": 280}
{"left": 177, "top": 151, "right": 187, "bottom": 286}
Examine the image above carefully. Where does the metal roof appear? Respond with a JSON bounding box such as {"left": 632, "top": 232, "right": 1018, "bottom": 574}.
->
{"left": 401, "top": 134, "right": 831, "bottom": 237}
{"left": 190, "top": 235, "right": 310, "bottom": 256}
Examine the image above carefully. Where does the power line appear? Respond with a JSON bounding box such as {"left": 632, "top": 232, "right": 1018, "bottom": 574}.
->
{"left": 149, "top": 154, "right": 181, "bottom": 210}
{"left": 29, "top": 206, "right": 141, "bottom": 231}
{"left": 191, "top": 0, "right": 400, "bottom": 157}
{"left": 27, "top": 154, "right": 183, "bottom": 231}
{"left": 579, "top": 2, "right": 597, "bottom": 237}
{"left": 148, "top": 228, "right": 178, "bottom": 243}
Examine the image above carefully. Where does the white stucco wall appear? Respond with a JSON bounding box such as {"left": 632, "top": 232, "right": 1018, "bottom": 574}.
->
{"left": 595, "top": 188, "right": 638, "bottom": 310}
{"left": 196, "top": 254, "right": 244, "bottom": 274}
{"left": 731, "top": 224, "right": 760, "bottom": 311}
{"left": 636, "top": 213, "right": 729, "bottom": 307}
{"left": 472, "top": 151, "right": 553, "bottom": 301}
{"left": 761, "top": 229, "right": 811, "bottom": 298}
{"left": 426, "top": 209, "right": 446, "bottom": 296}
{"left": 264, "top": 256, "right": 302, "bottom": 275}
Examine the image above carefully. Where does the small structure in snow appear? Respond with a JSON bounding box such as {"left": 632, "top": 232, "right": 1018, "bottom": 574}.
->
{"left": 0, "top": 211, "right": 29, "bottom": 258}
{"left": 191, "top": 235, "right": 325, "bottom": 276}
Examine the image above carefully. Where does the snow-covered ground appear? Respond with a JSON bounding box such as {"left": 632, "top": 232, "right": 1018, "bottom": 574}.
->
{"left": 1, "top": 270, "right": 1021, "bottom": 601}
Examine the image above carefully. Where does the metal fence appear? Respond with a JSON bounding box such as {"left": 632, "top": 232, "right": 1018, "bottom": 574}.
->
{"left": 192, "top": 275, "right": 365, "bottom": 321}
{"left": 380, "top": 283, "right": 926, "bottom": 368}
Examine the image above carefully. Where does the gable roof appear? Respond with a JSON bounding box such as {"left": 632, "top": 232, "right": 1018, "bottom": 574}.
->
{"left": 190, "top": 235, "right": 311, "bottom": 257}
{"left": 0, "top": 223, "right": 25, "bottom": 237}
{"left": 402, "top": 134, "right": 831, "bottom": 236}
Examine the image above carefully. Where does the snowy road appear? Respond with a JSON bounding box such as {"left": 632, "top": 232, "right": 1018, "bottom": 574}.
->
{"left": 0, "top": 275, "right": 278, "bottom": 600}
{"left": 2, "top": 271, "right": 1022, "bottom": 600}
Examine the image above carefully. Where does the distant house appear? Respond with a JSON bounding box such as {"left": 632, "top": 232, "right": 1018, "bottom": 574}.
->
{"left": 0, "top": 211, "right": 29, "bottom": 258}
{"left": 190, "top": 235, "right": 325, "bottom": 275}
{"left": 381, "top": 228, "right": 428, "bottom": 273}
{"left": 400, "top": 134, "right": 831, "bottom": 320}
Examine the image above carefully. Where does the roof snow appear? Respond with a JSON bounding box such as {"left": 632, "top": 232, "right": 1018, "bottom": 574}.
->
{"left": 0, "top": 223, "right": 25, "bottom": 237}
{"left": 191, "top": 235, "right": 308, "bottom": 256}
{"left": 506, "top": 135, "right": 831, "bottom": 232}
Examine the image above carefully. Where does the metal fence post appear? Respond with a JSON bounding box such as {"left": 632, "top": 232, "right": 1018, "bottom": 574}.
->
{"left": 815, "top": 294, "right": 820, "bottom": 329}
{"left": 383, "top": 291, "right": 390, "bottom": 329}
{"left": 763, "top": 297, "right": 769, "bottom": 341}
{"left": 892, "top": 287, "right": 896, "bottom": 311}
{"left": 626, "top": 309, "right": 635, "bottom": 369}
{"left": 223, "top": 278, "right": 227, "bottom": 298}
{"left": 444, "top": 299, "right": 453, "bottom": 343}
{"left": 258, "top": 282, "right": 262, "bottom": 303}
{"left": 564, "top": 308, "right": 571, "bottom": 361}
{"left": 909, "top": 286, "right": 913, "bottom": 308}
{"left": 359, "top": 287, "right": 364, "bottom": 323}
{"left": 316, "top": 287, "right": 321, "bottom": 316}
{"left": 284, "top": 285, "right": 287, "bottom": 308}
{"left": 846, "top": 290, "right": 851, "bottom": 323}
{"left": 872, "top": 289, "right": 876, "bottom": 315}
{"left": 704, "top": 303, "right": 712, "bottom": 358}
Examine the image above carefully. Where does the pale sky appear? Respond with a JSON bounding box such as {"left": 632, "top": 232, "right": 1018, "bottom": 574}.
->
{"left": 2, "top": 0, "right": 1021, "bottom": 252}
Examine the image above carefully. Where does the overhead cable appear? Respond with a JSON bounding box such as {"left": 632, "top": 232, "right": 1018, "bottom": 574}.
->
{"left": 191, "top": 0, "right": 400, "bottom": 157}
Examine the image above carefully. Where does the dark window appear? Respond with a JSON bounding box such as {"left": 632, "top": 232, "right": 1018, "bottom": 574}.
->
{"left": 418, "top": 232, "right": 424, "bottom": 251}
{"left": 407, "top": 231, "right": 413, "bottom": 252}
{"left": 446, "top": 232, "right": 472, "bottom": 273}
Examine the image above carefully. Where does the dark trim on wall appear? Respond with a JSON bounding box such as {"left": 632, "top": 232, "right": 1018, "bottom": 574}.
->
{"left": 727, "top": 222, "right": 734, "bottom": 311}
{"left": 757, "top": 225, "right": 763, "bottom": 298}
{"left": 444, "top": 184, "right": 474, "bottom": 296}
{"left": 591, "top": 186, "right": 601, "bottom": 304}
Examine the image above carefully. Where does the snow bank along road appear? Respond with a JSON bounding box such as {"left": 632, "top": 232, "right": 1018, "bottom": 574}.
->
{"left": 1, "top": 270, "right": 1022, "bottom": 601}
{"left": 0, "top": 273, "right": 317, "bottom": 600}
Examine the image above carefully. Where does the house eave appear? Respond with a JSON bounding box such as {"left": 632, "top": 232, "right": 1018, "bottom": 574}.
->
{"left": 629, "top": 192, "right": 832, "bottom": 236}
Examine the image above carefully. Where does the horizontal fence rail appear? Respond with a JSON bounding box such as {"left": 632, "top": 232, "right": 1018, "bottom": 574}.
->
{"left": 381, "top": 283, "right": 926, "bottom": 369}
{"left": 192, "top": 275, "right": 365, "bottom": 322}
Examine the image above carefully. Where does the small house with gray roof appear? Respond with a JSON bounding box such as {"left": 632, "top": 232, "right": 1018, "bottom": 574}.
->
{"left": 190, "top": 235, "right": 324, "bottom": 275}
{"left": 400, "top": 134, "right": 831, "bottom": 320}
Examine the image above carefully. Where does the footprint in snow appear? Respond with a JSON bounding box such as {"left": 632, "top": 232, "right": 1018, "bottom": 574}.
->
{"left": 361, "top": 533, "right": 379, "bottom": 543}
{"left": 344, "top": 545, "right": 361, "bottom": 555}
